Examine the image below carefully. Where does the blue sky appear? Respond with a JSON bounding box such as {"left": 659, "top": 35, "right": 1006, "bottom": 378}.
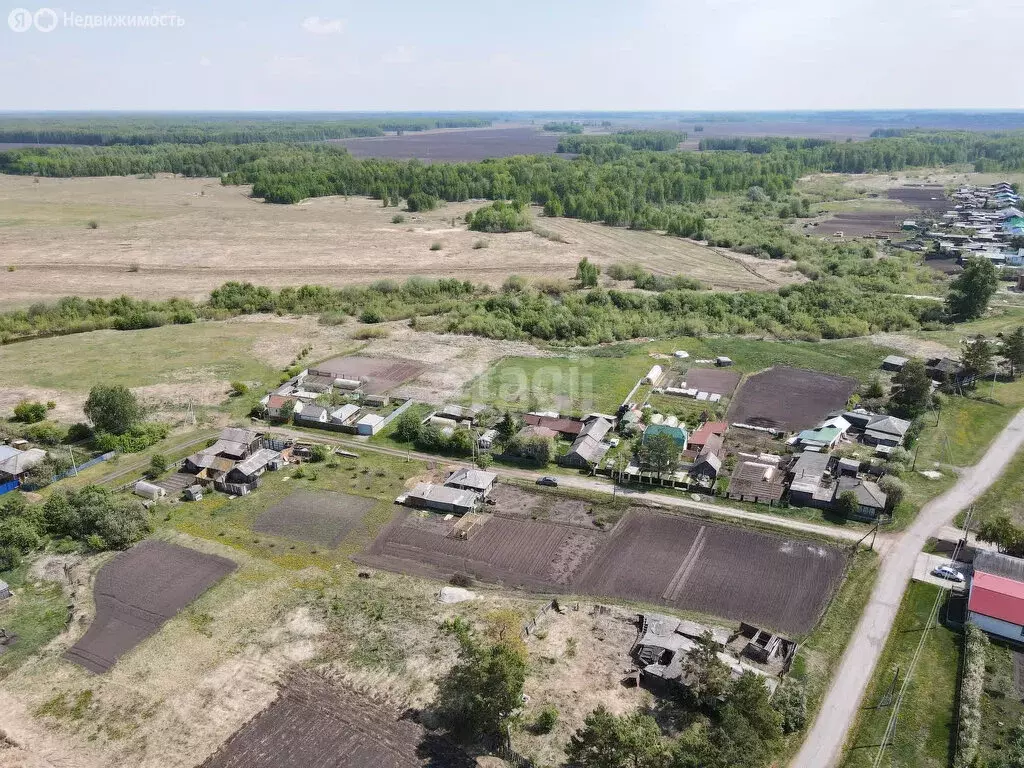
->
{"left": 2, "top": 0, "right": 1022, "bottom": 111}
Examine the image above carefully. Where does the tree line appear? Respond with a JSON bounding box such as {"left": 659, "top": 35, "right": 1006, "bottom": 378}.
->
{"left": 0, "top": 116, "right": 492, "bottom": 146}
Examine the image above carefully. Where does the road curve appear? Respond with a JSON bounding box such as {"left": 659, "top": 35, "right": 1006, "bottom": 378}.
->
{"left": 791, "top": 408, "right": 1024, "bottom": 768}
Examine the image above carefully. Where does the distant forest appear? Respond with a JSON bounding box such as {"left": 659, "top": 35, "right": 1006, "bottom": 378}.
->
{"left": 0, "top": 115, "right": 492, "bottom": 145}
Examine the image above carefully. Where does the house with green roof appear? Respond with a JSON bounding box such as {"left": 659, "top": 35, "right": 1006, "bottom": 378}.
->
{"left": 642, "top": 424, "right": 688, "bottom": 449}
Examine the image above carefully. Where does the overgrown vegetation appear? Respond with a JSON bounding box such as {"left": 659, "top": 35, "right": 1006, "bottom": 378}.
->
{"left": 466, "top": 200, "right": 532, "bottom": 233}
{"left": 953, "top": 624, "right": 989, "bottom": 768}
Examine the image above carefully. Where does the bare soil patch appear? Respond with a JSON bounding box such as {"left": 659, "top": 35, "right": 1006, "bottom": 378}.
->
{"left": 727, "top": 365, "right": 858, "bottom": 432}
{"left": 202, "top": 671, "right": 471, "bottom": 768}
{"left": 813, "top": 211, "right": 904, "bottom": 237}
{"left": 575, "top": 510, "right": 846, "bottom": 635}
{"left": 886, "top": 185, "right": 949, "bottom": 212}
{"left": 253, "top": 491, "right": 376, "bottom": 547}
{"left": 681, "top": 367, "right": 742, "bottom": 396}
{"left": 64, "top": 540, "right": 237, "bottom": 674}
{"left": 489, "top": 484, "right": 614, "bottom": 529}
{"left": 358, "top": 510, "right": 605, "bottom": 590}
{"left": 332, "top": 125, "right": 561, "bottom": 162}
{"left": 311, "top": 355, "right": 426, "bottom": 394}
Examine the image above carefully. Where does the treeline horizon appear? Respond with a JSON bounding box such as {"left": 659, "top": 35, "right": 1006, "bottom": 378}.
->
{"left": 0, "top": 276, "right": 943, "bottom": 348}
{"left": 0, "top": 116, "right": 492, "bottom": 146}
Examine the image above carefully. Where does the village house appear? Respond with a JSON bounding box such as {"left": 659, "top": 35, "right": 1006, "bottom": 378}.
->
{"left": 295, "top": 403, "right": 329, "bottom": 424}
{"left": 968, "top": 551, "right": 1024, "bottom": 643}
{"left": 445, "top": 467, "right": 497, "bottom": 497}
{"left": 265, "top": 394, "right": 299, "bottom": 420}
{"left": 0, "top": 445, "right": 48, "bottom": 486}
{"left": 642, "top": 423, "right": 688, "bottom": 450}
{"left": 727, "top": 458, "right": 786, "bottom": 505}
{"left": 688, "top": 421, "right": 728, "bottom": 452}
{"left": 787, "top": 452, "right": 834, "bottom": 508}
{"left": 833, "top": 477, "right": 888, "bottom": 521}
{"left": 404, "top": 483, "right": 479, "bottom": 515}
{"left": 843, "top": 411, "right": 912, "bottom": 447}
{"left": 689, "top": 448, "right": 722, "bottom": 488}
{"left": 524, "top": 413, "right": 585, "bottom": 439}
{"left": 330, "top": 403, "right": 360, "bottom": 425}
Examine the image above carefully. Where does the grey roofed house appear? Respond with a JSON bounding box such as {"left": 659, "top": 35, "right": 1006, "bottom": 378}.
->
{"left": 788, "top": 451, "right": 833, "bottom": 495}
{"left": 220, "top": 427, "right": 260, "bottom": 448}
{"left": 437, "top": 404, "right": 485, "bottom": 422}
{"left": 974, "top": 550, "right": 1024, "bottom": 582}
{"left": 561, "top": 434, "right": 611, "bottom": 468}
{"left": 834, "top": 477, "right": 887, "bottom": 519}
{"left": 230, "top": 448, "right": 281, "bottom": 480}
{"left": 633, "top": 613, "right": 745, "bottom": 687}
{"left": 445, "top": 467, "right": 498, "bottom": 495}
{"left": 406, "top": 482, "right": 479, "bottom": 514}
{"left": 0, "top": 447, "right": 48, "bottom": 479}
{"left": 579, "top": 416, "right": 613, "bottom": 441}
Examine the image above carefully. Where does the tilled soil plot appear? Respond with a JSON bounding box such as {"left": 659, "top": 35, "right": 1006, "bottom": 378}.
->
{"left": 358, "top": 511, "right": 604, "bottom": 590}
{"left": 65, "top": 540, "right": 236, "bottom": 673}
{"left": 310, "top": 356, "right": 426, "bottom": 394}
{"left": 575, "top": 510, "right": 846, "bottom": 635}
{"left": 727, "top": 365, "right": 858, "bottom": 433}
{"left": 202, "top": 671, "right": 472, "bottom": 768}
{"left": 682, "top": 367, "right": 742, "bottom": 396}
{"left": 488, "top": 485, "right": 607, "bottom": 529}
{"left": 253, "top": 490, "right": 376, "bottom": 547}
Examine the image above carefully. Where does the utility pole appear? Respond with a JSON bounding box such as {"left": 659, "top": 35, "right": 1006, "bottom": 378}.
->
{"left": 68, "top": 446, "right": 79, "bottom": 476}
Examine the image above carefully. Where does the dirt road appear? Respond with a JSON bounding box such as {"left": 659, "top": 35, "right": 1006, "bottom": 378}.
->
{"left": 265, "top": 426, "right": 865, "bottom": 544}
{"left": 791, "top": 408, "right": 1024, "bottom": 768}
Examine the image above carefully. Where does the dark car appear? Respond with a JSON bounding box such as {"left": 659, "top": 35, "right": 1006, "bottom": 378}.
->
{"left": 536, "top": 476, "right": 559, "bottom": 487}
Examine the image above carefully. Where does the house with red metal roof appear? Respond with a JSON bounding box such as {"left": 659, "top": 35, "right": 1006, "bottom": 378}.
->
{"left": 968, "top": 551, "right": 1024, "bottom": 643}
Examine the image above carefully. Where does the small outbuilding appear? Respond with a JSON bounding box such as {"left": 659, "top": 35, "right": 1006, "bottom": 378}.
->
{"left": 477, "top": 429, "right": 498, "bottom": 450}
{"left": 445, "top": 467, "right": 498, "bottom": 497}
{"left": 881, "top": 355, "right": 908, "bottom": 372}
{"left": 184, "top": 485, "right": 204, "bottom": 502}
{"left": 405, "top": 483, "right": 479, "bottom": 515}
{"left": 644, "top": 365, "right": 664, "bottom": 385}
{"left": 0, "top": 579, "right": 11, "bottom": 600}
{"left": 133, "top": 481, "right": 166, "bottom": 501}
{"left": 356, "top": 414, "right": 386, "bottom": 435}
{"left": 715, "top": 356, "right": 734, "bottom": 368}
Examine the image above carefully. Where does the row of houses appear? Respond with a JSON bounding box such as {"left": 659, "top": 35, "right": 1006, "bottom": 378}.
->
{"left": 180, "top": 427, "right": 283, "bottom": 496}
{"left": 909, "top": 182, "right": 1024, "bottom": 266}
{"left": 401, "top": 467, "right": 498, "bottom": 515}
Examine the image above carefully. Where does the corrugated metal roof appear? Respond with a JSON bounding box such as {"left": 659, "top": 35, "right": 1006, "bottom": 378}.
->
{"left": 970, "top": 571, "right": 1024, "bottom": 626}
{"left": 974, "top": 550, "right": 1024, "bottom": 583}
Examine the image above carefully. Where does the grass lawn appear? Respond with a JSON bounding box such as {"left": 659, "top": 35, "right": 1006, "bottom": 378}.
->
{"left": 841, "top": 582, "right": 960, "bottom": 768}
{"left": 963, "top": 444, "right": 1024, "bottom": 528}
{"left": 779, "top": 549, "right": 879, "bottom": 760}
{"left": 915, "top": 306, "right": 1024, "bottom": 348}
{"left": 913, "top": 378, "right": 1024, "bottom": 468}
{"left": 979, "top": 639, "right": 1024, "bottom": 766}
{"left": 464, "top": 354, "right": 651, "bottom": 415}
{"left": 0, "top": 320, "right": 288, "bottom": 394}
{"left": 157, "top": 451, "right": 421, "bottom": 572}
{"left": 0, "top": 561, "right": 69, "bottom": 680}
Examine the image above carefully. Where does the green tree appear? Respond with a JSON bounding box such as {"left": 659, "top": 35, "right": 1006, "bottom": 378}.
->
{"left": 877, "top": 475, "right": 907, "bottom": 511}
{"left": 309, "top": 444, "right": 330, "bottom": 463}
{"left": 961, "top": 334, "right": 994, "bottom": 379}
{"left": 835, "top": 490, "right": 860, "bottom": 519}
{"left": 147, "top": 453, "right": 168, "bottom": 479}
{"left": 946, "top": 256, "right": 999, "bottom": 320}
{"left": 496, "top": 411, "right": 521, "bottom": 440}
{"left": 1003, "top": 326, "right": 1024, "bottom": 378}
{"left": 84, "top": 385, "right": 144, "bottom": 436}
{"left": 391, "top": 410, "right": 422, "bottom": 443}
{"left": 13, "top": 400, "right": 47, "bottom": 423}
{"left": 435, "top": 619, "right": 527, "bottom": 744}
{"left": 890, "top": 358, "right": 932, "bottom": 417}
{"left": 638, "top": 433, "right": 680, "bottom": 478}
{"left": 977, "top": 514, "right": 1024, "bottom": 556}
{"left": 566, "top": 706, "right": 668, "bottom": 768}
{"left": 576, "top": 257, "right": 600, "bottom": 288}
{"left": 682, "top": 631, "right": 732, "bottom": 709}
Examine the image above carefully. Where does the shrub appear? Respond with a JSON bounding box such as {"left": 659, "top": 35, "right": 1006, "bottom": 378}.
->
{"left": 360, "top": 307, "right": 385, "bottom": 324}
{"left": 466, "top": 200, "right": 531, "bottom": 233}
{"left": 953, "top": 624, "right": 989, "bottom": 768}
{"left": 230, "top": 381, "right": 248, "bottom": 396}
{"left": 309, "top": 444, "right": 330, "bottom": 463}
{"left": 534, "top": 705, "right": 559, "bottom": 734}
{"left": 472, "top": 239, "right": 489, "bottom": 249}
{"left": 352, "top": 326, "right": 389, "bottom": 340}
{"left": 405, "top": 192, "right": 438, "bottom": 212}
{"left": 25, "top": 420, "right": 66, "bottom": 446}
{"left": 773, "top": 680, "right": 807, "bottom": 734}
{"left": 391, "top": 214, "right": 405, "bottom": 224}
{"left": 93, "top": 422, "right": 169, "bottom": 453}
{"left": 450, "top": 572, "right": 474, "bottom": 588}
{"left": 429, "top": 241, "right": 443, "bottom": 251}
{"left": 87, "top": 219, "right": 98, "bottom": 229}
{"left": 13, "top": 400, "right": 47, "bottom": 424}
{"left": 147, "top": 453, "right": 168, "bottom": 479}
{"left": 66, "top": 422, "right": 93, "bottom": 443}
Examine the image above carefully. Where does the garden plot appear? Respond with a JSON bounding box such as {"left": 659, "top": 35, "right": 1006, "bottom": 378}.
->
{"left": 202, "top": 671, "right": 472, "bottom": 768}
{"left": 64, "top": 540, "right": 236, "bottom": 673}
{"left": 727, "top": 365, "right": 858, "bottom": 433}
{"left": 358, "top": 510, "right": 605, "bottom": 590}
{"left": 575, "top": 510, "right": 847, "bottom": 635}
{"left": 253, "top": 491, "right": 377, "bottom": 547}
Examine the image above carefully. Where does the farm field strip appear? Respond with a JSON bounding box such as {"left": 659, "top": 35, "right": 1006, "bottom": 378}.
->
{"left": 361, "top": 507, "right": 847, "bottom": 636}
{"left": 727, "top": 365, "right": 859, "bottom": 432}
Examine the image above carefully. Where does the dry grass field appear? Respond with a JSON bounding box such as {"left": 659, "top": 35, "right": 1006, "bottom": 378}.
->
{"left": 0, "top": 174, "right": 797, "bottom": 308}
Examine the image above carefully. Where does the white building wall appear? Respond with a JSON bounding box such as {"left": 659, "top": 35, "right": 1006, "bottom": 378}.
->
{"left": 969, "top": 611, "right": 1024, "bottom": 643}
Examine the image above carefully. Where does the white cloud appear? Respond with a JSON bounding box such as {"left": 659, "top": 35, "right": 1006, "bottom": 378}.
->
{"left": 382, "top": 45, "right": 415, "bottom": 65}
{"left": 301, "top": 16, "right": 344, "bottom": 35}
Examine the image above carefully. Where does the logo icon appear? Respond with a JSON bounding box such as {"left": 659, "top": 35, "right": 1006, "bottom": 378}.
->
{"left": 33, "top": 7, "right": 57, "bottom": 31}
{"left": 8, "top": 7, "right": 33, "bottom": 31}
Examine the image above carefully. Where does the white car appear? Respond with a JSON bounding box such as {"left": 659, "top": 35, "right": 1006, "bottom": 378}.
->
{"left": 932, "top": 565, "right": 965, "bottom": 583}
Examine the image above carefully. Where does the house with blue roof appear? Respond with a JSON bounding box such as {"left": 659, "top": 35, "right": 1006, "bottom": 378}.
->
{"left": 642, "top": 424, "right": 688, "bottom": 449}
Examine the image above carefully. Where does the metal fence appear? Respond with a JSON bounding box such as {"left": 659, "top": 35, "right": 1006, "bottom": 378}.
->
{"left": 0, "top": 479, "right": 19, "bottom": 496}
